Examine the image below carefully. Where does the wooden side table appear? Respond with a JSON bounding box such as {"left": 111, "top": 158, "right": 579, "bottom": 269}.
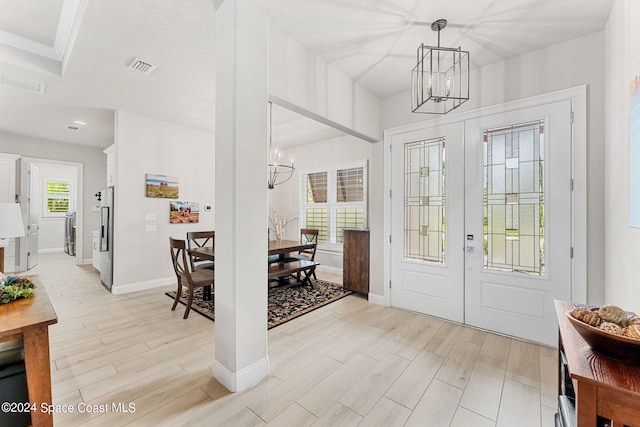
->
{"left": 554, "top": 300, "right": 640, "bottom": 426}
{"left": 0, "top": 275, "right": 58, "bottom": 427}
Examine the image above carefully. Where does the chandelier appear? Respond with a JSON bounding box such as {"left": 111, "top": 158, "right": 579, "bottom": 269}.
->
{"left": 267, "top": 102, "right": 295, "bottom": 189}
{"left": 411, "top": 19, "right": 469, "bottom": 114}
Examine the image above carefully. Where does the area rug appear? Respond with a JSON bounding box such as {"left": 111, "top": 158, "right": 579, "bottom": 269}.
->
{"left": 166, "top": 279, "right": 353, "bottom": 329}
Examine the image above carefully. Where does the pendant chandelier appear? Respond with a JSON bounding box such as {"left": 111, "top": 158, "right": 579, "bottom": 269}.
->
{"left": 267, "top": 102, "right": 295, "bottom": 189}
{"left": 411, "top": 19, "right": 469, "bottom": 114}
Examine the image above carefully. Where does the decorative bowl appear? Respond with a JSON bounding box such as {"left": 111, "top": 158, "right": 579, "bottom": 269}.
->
{"left": 566, "top": 310, "right": 640, "bottom": 361}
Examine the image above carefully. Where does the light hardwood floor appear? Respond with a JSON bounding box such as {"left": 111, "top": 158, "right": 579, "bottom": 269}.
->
{"left": 25, "top": 252, "right": 557, "bottom": 426}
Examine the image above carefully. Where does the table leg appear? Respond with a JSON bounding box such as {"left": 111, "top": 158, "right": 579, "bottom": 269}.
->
{"left": 23, "top": 326, "right": 54, "bottom": 427}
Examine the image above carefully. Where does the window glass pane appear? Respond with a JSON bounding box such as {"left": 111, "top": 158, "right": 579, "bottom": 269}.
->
{"left": 404, "top": 137, "right": 446, "bottom": 263}
{"left": 304, "top": 208, "right": 328, "bottom": 242}
{"left": 46, "top": 181, "right": 70, "bottom": 195}
{"left": 306, "top": 172, "right": 327, "bottom": 203}
{"left": 47, "top": 197, "right": 69, "bottom": 213}
{"left": 484, "top": 120, "right": 544, "bottom": 275}
{"left": 333, "top": 207, "right": 364, "bottom": 243}
{"left": 336, "top": 167, "right": 364, "bottom": 202}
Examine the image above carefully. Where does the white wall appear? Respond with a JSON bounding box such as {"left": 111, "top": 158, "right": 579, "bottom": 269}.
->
{"left": 269, "top": 26, "right": 383, "bottom": 142}
{"left": 604, "top": 0, "right": 640, "bottom": 310}
{"left": 112, "top": 110, "right": 214, "bottom": 293}
{"left": 382, "top": 32, "right": 607, "bottom": 305}
{"left": 0, "top": 132, "right": 105, "bottom": 262}
{"left": 33, "top": 161, "right": 78, "bottom": 252}
{"left": 268, "top": 135, "right": 372, "bottom": 273}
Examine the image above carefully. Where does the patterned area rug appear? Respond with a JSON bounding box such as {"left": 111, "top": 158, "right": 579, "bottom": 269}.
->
{"left": 166, "top": 279, "right": 353, "bottom": 329}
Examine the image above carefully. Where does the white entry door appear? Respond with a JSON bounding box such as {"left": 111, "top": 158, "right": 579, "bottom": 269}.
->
{"left": 389, "top": 99, "right": 573, "bottom": 345}
{"left": 390, "top": 122, "right": 465, "bottom": 323}
{"left": 464, "top": 101, "right": 572, "bottom": 346}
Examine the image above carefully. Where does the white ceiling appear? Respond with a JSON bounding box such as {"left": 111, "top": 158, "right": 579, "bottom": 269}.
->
{"left": 0, "top": 0, "right": 614, "bottom": 150}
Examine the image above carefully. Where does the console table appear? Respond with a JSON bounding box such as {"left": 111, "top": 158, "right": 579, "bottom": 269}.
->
{"left": 0, "top": 275, "right": 57, "bottom": 427}
{"left": 554, "top": 300, "right": 640, "bottom": 427}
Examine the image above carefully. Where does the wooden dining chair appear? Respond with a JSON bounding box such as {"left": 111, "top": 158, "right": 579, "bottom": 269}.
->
{"left": 169, "top": 237, "right": 214, "bottom": 319}
{"left": 292, "top": 228, "right": 319, "bottom": 279}
{"left": 186, "top": 231, "right": 214, "bottom": 271}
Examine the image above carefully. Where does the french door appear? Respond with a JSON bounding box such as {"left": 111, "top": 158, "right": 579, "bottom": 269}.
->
{"left": 390, "top": 122, "right": 465, "bottom": 323}
{"left": 389, "top": 100, "right": 573, "bottom": 346}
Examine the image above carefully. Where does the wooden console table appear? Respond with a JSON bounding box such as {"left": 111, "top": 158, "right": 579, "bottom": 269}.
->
{"left": 554, "top": 300, "right": 640, "bottom": 427}
{"left": 0, "top": 275, "right": 58, "bottom": 427}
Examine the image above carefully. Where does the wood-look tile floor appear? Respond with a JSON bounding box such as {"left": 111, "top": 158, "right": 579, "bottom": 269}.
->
{"left": 26, "top": 252, "right": 557, "bottom": 426}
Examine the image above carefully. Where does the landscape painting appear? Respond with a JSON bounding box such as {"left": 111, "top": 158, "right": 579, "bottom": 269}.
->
{"left": 631, "top": 75, "right": 640, "bottom": 227}
{"left": 170, "top": 201, "right": 199, "bottom": 223}
{"left": 146, "top": 174, "right": 179, "bottom": 199}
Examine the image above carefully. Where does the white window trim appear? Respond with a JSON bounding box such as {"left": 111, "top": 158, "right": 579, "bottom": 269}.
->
{"left": 299, "top": 160, "right": 368, "bottom": 251}
{"left": 43, "top": 177, "right": 73, "bottom": 218}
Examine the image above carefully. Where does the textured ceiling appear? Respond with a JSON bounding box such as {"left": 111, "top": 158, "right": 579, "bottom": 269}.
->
{"left": 0, "top": 0, "right": 615, "bottom": 149}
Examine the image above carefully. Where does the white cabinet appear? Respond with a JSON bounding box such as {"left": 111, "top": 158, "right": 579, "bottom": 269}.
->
{"left": 92, "top": 231, "right": 101, "bottom": 272}
{"left": 104, "top": 145, "right": 115, "bottom": 187}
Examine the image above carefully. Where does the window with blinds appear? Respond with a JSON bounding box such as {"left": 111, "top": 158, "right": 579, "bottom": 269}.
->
{"left": 300, "top": 161, "right": 367, "bottom": 245}
{"left": 306, "top": 172, "right": 328, "bottom": 203}
{"left": 44, "top": 178, "right": 72, "bottom": 217}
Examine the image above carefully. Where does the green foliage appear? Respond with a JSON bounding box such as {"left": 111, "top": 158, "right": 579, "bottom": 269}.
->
{"left": 0, "top": 276, "right": 35, "bottom": 304}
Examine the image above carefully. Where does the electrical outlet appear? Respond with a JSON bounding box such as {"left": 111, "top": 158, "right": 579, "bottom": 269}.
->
{"left": 204, "top": 205, "right": 212, "bottom": 212}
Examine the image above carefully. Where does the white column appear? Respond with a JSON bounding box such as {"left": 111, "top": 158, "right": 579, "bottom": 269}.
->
{"left": 213, "top": 0, "right": 269, "bottom": 392}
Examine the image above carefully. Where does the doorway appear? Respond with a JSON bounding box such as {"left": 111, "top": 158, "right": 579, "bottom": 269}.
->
{"left": 385, "top": 89, "right": 586, "bottom": 346}
{"left": 18, "top": 157, "right": 84, "bottom": 271}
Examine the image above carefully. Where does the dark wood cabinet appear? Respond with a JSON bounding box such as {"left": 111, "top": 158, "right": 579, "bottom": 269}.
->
{"left": 343, "top": 229, "right": 369, "bottom": 295}
{"left": 554, "top": 300, "right": 640, "bottom": 427}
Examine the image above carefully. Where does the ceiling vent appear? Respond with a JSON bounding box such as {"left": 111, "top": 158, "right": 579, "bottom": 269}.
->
{"left": 127, "top": 57, "right": 157, "bottom": 75}
{"left": 0, "top": 72, "right": 46, "bottom": 94}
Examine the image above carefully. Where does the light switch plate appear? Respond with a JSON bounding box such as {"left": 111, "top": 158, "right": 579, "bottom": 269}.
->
{"left": 145, "top": 224, "right": 157, "bottom": 232}
{"left": 145, "top": 213, "right": 157, "bottom": 221}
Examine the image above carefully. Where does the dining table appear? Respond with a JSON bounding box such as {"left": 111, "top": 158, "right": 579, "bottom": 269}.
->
{"left": 189, "top": 240, "right": 316, "bottom": 262}
{"left": 189, "top": 240, "right": 317, "bottom": 288}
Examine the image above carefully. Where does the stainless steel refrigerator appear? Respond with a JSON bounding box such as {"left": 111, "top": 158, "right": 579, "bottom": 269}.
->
{"left": 99, "top": 187, "right": 114, "bottom": 291}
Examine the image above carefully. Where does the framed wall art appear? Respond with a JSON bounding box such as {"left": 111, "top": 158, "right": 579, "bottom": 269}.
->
{"left": 170, "top": 201, "right": 199, "bottom": 223}
{"left": 146, "top": 174, "right": 179, "bottom": 199}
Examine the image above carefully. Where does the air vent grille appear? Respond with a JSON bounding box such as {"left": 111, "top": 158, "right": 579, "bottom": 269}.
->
{"left": 0, "top": 72, "right": 46, "bottom": 94}
{"left": 127, "top": 57, "right": 157, "bottom": 75}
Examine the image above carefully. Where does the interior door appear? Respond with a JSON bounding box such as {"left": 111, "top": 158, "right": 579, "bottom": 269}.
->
{"left": 464, "top": 101, "right": 572, "bottom": 346}
{"left": 390, "top": 122, "right": 465, "bottom": 323}
{"left": 27, "top": 162, "right": 39, "bottom": 269}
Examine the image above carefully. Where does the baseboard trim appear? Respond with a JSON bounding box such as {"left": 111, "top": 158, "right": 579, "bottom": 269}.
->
{"left": 368, "top": 292, "right": 386, "bottom": 306}
{"left": 212, "top": 356, "right": 269, "bottom": 392}
{"left": 111, "top": 276, "right": 174, "bottom": 294}
{"left": 38, "top": 248, "right": 64, "bottom": 253}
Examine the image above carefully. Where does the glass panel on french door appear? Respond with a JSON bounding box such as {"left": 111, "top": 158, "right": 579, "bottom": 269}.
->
{"left": 484, "top": 120, "right": 545, "bottom": 275}
{"left": 404, "top": 137, "right": 446, "bottom": 263}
